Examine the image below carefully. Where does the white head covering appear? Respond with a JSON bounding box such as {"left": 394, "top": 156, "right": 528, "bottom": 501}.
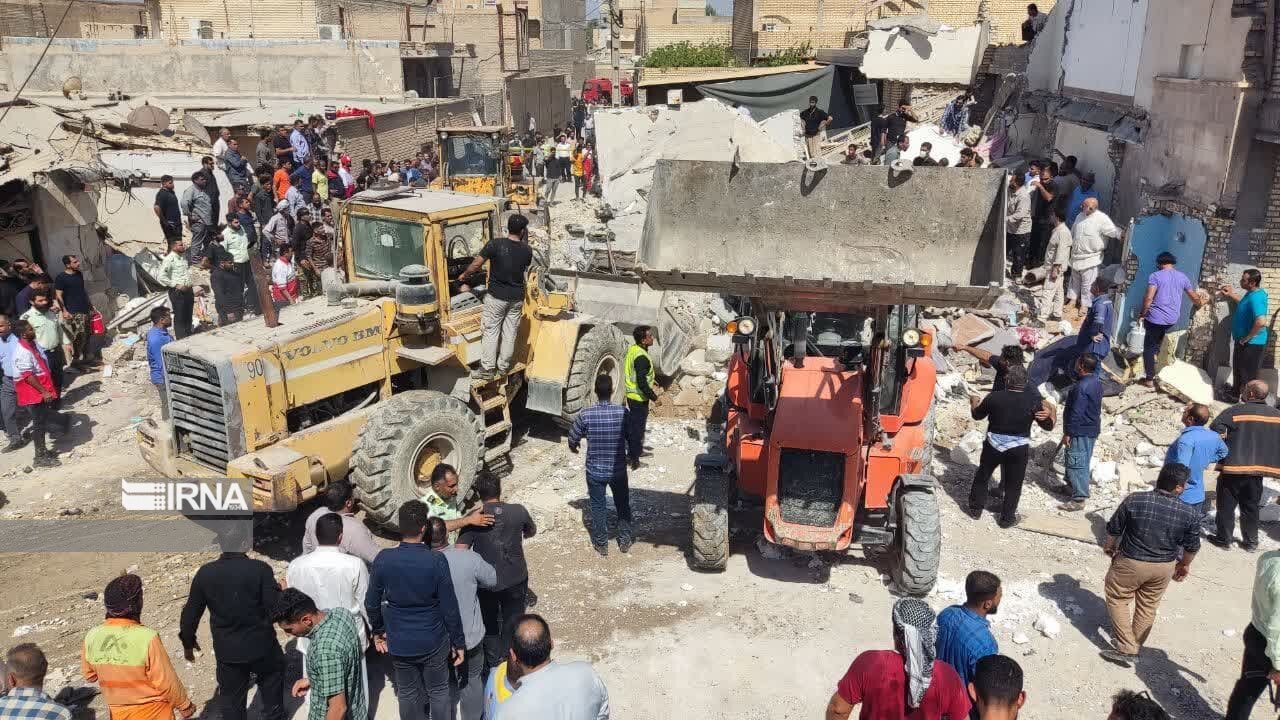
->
{"left": 892, "top": 597, "right": 938, "bottom": 709}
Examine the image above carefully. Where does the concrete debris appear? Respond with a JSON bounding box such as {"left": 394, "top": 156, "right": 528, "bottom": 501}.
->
{"left": 1156, "top": 360, "right": 1214, "bottom": 405}
{"left": 1117, "top": 462, "right": 1143, "bottom": 494}
{"left": 708, "top": 297, "right": 737, "bottom": 325}
{"left": 687, "top": 375, "right": 709, "bottom": 390}
{"left": 1092, "top": 461, "right": 1117, "bottom": 485}
{"left": 1012, "top": 631, "right": 1031, "bottom": 645}
{"left": 681, "top": 349, "right": 716, "bottom": 377}
{"left": 951, "top": 313, "right": 998, "bottom": 348}
{"left": 1033, "top": 614, "right": 1061, "bottom": 638}
{"left": 592, "top": 100, "right": 798, "bottom": 254}
{"left": 712, "top": 370, "right": 728, "bottom": 382}
{"left": 680, "top": 583, "right": 694, "bottom": 592}
{"left": 673, "top": 387, "right": 704, "bottom": 407}
{"left": 949, "top": 430, "right": 985, "bottom": 466}
{"left": 1223, "top": 628, "right": 1237, "bottom": 637}
{"left": 705, "top": 334, "right": 734, "bottom": 365}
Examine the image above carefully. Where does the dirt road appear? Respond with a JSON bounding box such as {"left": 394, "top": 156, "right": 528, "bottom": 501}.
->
{"left": 0, "top": 363, "right": 1271, "bottom": 720}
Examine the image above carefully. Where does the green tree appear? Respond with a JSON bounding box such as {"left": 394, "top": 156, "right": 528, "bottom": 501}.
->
{"left": 641, "top": 41, "right": 737, "bottom": 68}
{"left": 757, "top": 42, "right": 812, "bottom": 66}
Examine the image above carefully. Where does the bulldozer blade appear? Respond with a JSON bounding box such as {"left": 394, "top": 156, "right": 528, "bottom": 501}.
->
{"left": 636, "top": 160, "right": 1008, "bottom": 311}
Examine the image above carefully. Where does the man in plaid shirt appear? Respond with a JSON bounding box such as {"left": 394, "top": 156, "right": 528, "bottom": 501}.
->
{"left": 0, "top": 644, "right": 70, "bottom": 720}
{"left": 272, "top": 589, "right": 366, "bottom": 720}
{"left": 1100, "top": 463, "right": 1200, "bottom": 667}
{"left": 569, "top": 374, "right": 639, "bottom": 557}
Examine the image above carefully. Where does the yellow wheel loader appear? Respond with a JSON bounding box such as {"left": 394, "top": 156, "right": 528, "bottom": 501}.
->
{"left": 136, "top": 187, "right": 635, "bottom": 529}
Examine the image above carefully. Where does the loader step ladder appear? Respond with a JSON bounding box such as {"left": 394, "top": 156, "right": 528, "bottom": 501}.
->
{"left": 471, "top": 380, "right": 513, "bottom": 465}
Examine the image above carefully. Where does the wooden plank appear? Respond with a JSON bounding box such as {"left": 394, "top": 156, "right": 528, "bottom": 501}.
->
{"left": 1013, "top": 510, "right": 1112, "bottom": 545}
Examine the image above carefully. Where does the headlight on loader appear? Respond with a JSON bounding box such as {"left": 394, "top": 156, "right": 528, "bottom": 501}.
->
{"left": 901, "top": 328, "right": 921, "bottom": 347}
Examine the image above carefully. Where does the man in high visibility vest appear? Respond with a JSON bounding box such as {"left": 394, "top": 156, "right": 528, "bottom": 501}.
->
{"left": 81, "top": 574, "right": 197, "bottom": 720}
{"left": 624, "top": 325, "right": 658, "bottom": 470}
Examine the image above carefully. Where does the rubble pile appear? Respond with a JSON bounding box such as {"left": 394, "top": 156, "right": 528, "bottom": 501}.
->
{"left": 592, "top": 100, "right": 799, "bottom": 255}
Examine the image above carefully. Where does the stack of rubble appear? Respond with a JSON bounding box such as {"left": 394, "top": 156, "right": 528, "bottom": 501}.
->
{"left": 591, "top": 100, "right": 800, "bottom": 258}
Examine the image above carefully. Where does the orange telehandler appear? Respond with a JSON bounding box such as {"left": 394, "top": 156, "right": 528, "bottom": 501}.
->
{"left": 636, "top": 159, "right": 1008, "bottom": 594}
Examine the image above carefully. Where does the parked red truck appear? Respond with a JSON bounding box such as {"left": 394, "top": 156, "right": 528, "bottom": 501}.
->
{"left": 581, "top": 77, "right": 634, "bottom": 105}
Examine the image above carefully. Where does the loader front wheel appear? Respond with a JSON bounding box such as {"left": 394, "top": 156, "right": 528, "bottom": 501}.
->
{"left": 889, "top": 485, "right": 941, "bottom": 595}
{"left": 352, "top": 390, "right": 486, "bottom": 531}
{"left": 562, "top": 324, "right": 628, "bottom": 422}
{"left": 690, "top": 463, "right": 730, "bottom": 571}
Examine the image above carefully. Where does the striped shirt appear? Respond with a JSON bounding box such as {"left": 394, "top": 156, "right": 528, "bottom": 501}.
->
{"left": 0, "top": 688, "right": 71, "bottom": 720}
{"left": 568, "top": 401, "right": 632, "bottom": 477}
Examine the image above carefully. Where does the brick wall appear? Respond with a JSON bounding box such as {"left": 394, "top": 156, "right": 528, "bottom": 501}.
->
{"left": 1251, "top": 155, "right": 1280, "bottom": 365}
{"left": 645, "top": 21, "right": 731, "bottom": 50}
{"left": 0, "top": 0, "right": 149, "bottom": 39}
{"left": 527, "top": 48, "right": 593, "bottom": 88}
{"left": 336, "top": 98, "right": 475, "bottom": 162}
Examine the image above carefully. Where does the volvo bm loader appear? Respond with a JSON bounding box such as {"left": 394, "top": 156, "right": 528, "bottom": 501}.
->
{"left": 137, "top": 187, "right": 639, "bottom": 529}
{"left": 635, "top": 159, "right": 1008, "bottom": 594}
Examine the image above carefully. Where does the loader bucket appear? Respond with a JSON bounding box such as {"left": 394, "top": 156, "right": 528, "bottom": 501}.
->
{"left": 550, "top": 269, "right": 691, "bottom": 377}
{"left": 637, "top": 160, "right": 1007, "bottom": 311}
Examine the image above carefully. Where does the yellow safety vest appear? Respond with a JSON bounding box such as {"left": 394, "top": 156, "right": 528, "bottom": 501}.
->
{"left": 624, "top": 344, "right": 654, "bottom": 403}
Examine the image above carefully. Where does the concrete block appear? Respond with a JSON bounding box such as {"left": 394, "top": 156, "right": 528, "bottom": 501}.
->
{"left": 951, "top": 313, "right": 997, "bottom": 348}
{"left": 1156, "top": 360, "right": 1214, "bottom": 405}
{"left": 1117, "top": 461, "right": 1143, "bottom": 493}
{"left": 673, "top": 387, "right": 704, "bottom": 407}
{"left": 705, "top": 334, "right": 734, "bottom": 365}
{"left": 681, "top": 349, "right": 716, "bottom": 377}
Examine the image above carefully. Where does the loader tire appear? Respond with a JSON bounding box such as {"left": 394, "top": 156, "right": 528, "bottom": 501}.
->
{"left": 562, "top": 324, "right": 628, "bottom": 422}
{"left": 690, "top": 464, "right": 730, "bottom": 572}
{"left": 351, "top": 390, "right": 485, "bottom": 531}
{"left": 889, "top": 486, "right": 941, "bottom": 595}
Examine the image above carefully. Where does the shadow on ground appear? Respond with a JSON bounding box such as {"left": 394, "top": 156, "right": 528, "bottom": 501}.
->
{"left": 1039, "top": 572, "right": 1217, "bottom": 719}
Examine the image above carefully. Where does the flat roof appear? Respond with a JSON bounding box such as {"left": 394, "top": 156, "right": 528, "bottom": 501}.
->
{"left": 346, "top": 188, "right": 496, "bottom": 215}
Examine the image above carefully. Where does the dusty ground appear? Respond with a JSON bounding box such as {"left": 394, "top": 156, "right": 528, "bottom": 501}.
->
{"left": 0, "top": 342, "right": 1275, "bottom": 720}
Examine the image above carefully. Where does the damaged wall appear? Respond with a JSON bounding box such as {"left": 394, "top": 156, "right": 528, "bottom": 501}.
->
{"left": 1060, "top": 0, "right": 1148, "bottom": 101}
{"left": 862, "top": 24, "right": 988, "bottom": 86}
{"left": 30, "top": 180, "right": 112, "bottom": 316}
{"left": 0, "top": 37, "right": 404, "bottom": 97}
{"left": 1052, "top": 121, "right": 1115, "bottom": 210}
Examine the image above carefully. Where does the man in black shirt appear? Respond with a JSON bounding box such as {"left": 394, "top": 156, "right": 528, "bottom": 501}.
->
{"left": 153, "top": 175, "right": 183, "bottom": 240}
{"left": 966, "top": 365, "right": 1054, "bottom": 527}
{"left": 271, "top": 125, "right": 293, "bottom": 165}
{"left": 1027, "top": 162, "right": 1058, "bottom": 267}
{"left": 457, "top": 472, "right": 537, "bottom": 668}
{"left": 290, "top": 209, "right": 314, "bottom": 257}
{"left": 461, "top": 214, "right": 534, "bottom": 380}
{"left": 869, "top": 109, "right": 891, "bottom": 161}
{"left": 198, "top": 155, "right": 221, "bottom": 228}
{"left": 53, "top": 254, "right": 95, "bottom": 368}
{"left": 1101, "top": 463, "right": 1200, "bottom": 667}
{"left": 179, "top": 552, "right": 285, "bottom": 720}
{"left": 800, "top": 95, "right": 832, "bottom": 159}
{"left": 955, "top": 344, "right": 1024, "bottom": 392}
{"left": 207, "top": 245, "right": 245, "bottom": 326}
{"left": 886, "top": 101, "right": 919, "bottom": 145}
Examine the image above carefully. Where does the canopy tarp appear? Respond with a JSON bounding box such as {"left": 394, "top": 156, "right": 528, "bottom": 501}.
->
{"left": 695, "top": 64, "right": 857, "bottom": 131}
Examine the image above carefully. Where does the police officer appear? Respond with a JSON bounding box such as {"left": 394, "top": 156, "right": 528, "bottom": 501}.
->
{"left": 623, "top": 325, "right": 658, "bottom": 469}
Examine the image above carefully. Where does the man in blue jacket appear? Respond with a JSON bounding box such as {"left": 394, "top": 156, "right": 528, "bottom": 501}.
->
{"left": 366, "top": 501, "right": 465, "bottom": 720}
{"left": 1075, "top": 278, "right": 1113, "bottom": 372}
{"left": 1060, "top": 353, "right": 1102, "bottom": 511}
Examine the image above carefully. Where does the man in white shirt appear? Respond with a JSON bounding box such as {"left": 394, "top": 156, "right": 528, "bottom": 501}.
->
{"left": 555, "top": 135, "right": 573, "bottom": 182}
{"left": 286, "top": 512, "right": 370, "bottom": 703}
{"left": 212, "top": 128, "right": 231, "bottom": 164}
{"left": 1067, "top": 197, "right": 1121, "bottom": 314}
{"left": 498, "top": 615, "right": 609, "bottom": 720}
{"left": 271, "top": 246, "right": 298, "bottom": 314}
{"left": 1038, "top": 207, "right": 1073, "bottom": 322}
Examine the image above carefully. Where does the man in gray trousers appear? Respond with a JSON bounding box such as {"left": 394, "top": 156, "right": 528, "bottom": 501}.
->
{"left": 431, "top": 516, "right": 496, "bottom": 720}
{"left": 461, "top": 214, "right": 533, "bottom": 381}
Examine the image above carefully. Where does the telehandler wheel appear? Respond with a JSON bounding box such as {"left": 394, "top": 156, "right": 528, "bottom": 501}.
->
{"left": 562, "top": 324, "right": 628, "bottom": 422}
{"left": 889, "top": 485, "right": 942, "bottom": 595}
{"left": 690, "top": 464, "right": 730, "bottom": 571}
{"left": 351, "top": 390, "right": 486, "bottom": 531}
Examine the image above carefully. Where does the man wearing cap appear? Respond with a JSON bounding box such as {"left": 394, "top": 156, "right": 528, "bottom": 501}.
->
{"left": 1066, "top": 172, "right": 1100, "bottom": 227}
{"left": 824, "top": 598, "right": 971, "bottom": 720}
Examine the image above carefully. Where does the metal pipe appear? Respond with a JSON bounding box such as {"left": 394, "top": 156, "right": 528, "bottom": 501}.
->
{"left": 326, "top": 280, "right": 397, "bottom": 305}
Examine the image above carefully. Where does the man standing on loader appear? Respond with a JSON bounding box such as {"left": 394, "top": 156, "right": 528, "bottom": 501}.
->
{"left": 461, "top": 215, "right": 533, "bottom": 381}
{"left": 623, "top": 325, "right": 658, "bottom": 469}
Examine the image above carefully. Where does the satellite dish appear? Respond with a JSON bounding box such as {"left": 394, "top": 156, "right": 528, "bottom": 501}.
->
{"left": 125, "top": 103, "right": 170, "bottom": 134}
{"left": 181, "top": 113, "right": 211, "bottom": 145}
{"left": 61, "top": 76, "right": 83, "bottom": 99}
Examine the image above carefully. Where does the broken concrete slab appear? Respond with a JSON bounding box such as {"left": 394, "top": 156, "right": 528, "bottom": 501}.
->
{"left": 705, "top": 334, "right": 734, "bottom": 365}
{"left": 976, "top": 328, "right": 1022, "bottom": 356}
{"left": 1156, "top": 360, "right": 1214, "bottom": 405}
{"left": 680, "top": 349, "right": 716, "bottom": 377}
{"left": 951, "top": 313, "right": 998, "bottom": 348}
{"left": 1117, "top": 461, "right": 1143, "bottom": 494}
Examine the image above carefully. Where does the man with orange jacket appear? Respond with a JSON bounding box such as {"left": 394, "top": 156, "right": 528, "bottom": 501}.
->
{"left": 81, "top": 574, "right": 197, "bottom": 720}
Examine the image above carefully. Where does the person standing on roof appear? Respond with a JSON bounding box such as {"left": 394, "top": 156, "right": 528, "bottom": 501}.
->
{"left": 624, "top": 325, "right": 658, "bottom": 470}
{"left": 801, "top": 95, "right": 832, "bottom": 159}
{"left": 461, "top": 214, "right": 533, "bottom": 381}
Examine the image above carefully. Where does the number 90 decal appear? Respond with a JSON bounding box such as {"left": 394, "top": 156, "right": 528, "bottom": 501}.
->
{"left": 245, "top": 359, "right": 267, "bottom": 379}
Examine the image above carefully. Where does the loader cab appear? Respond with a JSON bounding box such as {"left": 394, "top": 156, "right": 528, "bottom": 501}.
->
{"left": 436, "top": 126, "right": 505, "bottom": 197}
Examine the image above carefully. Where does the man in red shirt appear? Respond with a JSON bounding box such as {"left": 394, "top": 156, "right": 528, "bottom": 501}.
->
{"left": 825, "top": 598, "right": 971, "bottom": 720}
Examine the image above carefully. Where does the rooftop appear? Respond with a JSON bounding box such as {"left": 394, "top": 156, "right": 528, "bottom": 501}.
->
{"left": 347, "top": 187, "right": 498, "bottom": 215}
